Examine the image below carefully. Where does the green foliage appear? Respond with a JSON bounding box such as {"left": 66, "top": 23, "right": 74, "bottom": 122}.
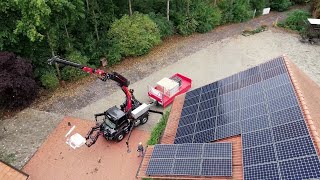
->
{"left": 232, "top": 0, "right": 253, "bottom": 23}
{"left": 107, "top": 13, "right": 161, "bottom": 65}
{"left": 218, "top": 0, "right": 252, "bottom": 24}
{"left": 147, "top": 111, "right": 170, "bottom": 145}
{"left": 192, "top": 3, "right": 221, "bottom": 33}
{"left": 61, "top": 51, "right": 89, "bottom": 81}
{"left": 175, "top": 14, "right": 198, "bottom": 35}
{"left": 40, "top": 71, "right": 59, "bottom": 90}
{"left": 148, "top": 13, "right": 174, "bottom": 38}
{"left": 250, "top": 0, "right": 267, "bottom": 15}
{"left": 0, "top": 150, "right": 15, "bottom": 164}
{"left": 270, "top": 0, "right": 292, "bottom": 12}
{"left": 279, "top": 10, "right": 311, "bottom": 33}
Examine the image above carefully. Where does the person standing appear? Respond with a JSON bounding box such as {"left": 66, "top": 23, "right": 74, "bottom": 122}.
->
{"left": 137, "top": 142, "right": 144, "bottom": 157}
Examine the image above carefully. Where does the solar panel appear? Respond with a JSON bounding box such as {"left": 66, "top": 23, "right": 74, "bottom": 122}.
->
{"left": 172, "top": 57, "right": 320, "bottom": 180}
{"left": 275, "top": 136, "right": 317, "bottom": 160}
{"left": 243, "top": 144, "right": 276, "bottom": 166}
{"left": 202, "top": 82, "right": 218, "bottom": 93}
{"left": 240, "top": 75, "right": 261, "bottom": 88}
{"left": 181, "top": 103, "right": 199, "bottom": 117}
{"left": 147, "top": 143, "right": 233, "bottom": 176}
{"left": 195, "top": 117, "right": 216, "bottom": 132}
{"left": 279, "top": 155, "right": 320, "bottom": 180}
{"left": 174, "top": 134, "right": 193, "bottom": 144}
{"left": 263, "top": 73, "right": 290, "bottom": 89}
{"left": 200, "top": 89, "right": 218, "bottom": 102}
{"left": 185, "top": 87, "right": 202, "bottom": 100}
{"left": 176, "top": 144, "right": 203, "bottom": 158}
{"left": 193, "top": 128, "right": 215, "bottom": 143}
{"left": 175, "top": 123, "right": 196, "bottom": 138}
{"left": 239, "top": 66, "right": 260, "bottom": 79}
{"left": 269, "top": 106, "right": 303, "bottom": 126}
{"left": 203, "top": 143, "right": 232, "bottom": 158}
{"left": 183, "top": 95, "right": 200, "bottom": 107}
{"left": 172, "top": 159, "right": 201, "bottom": 175}
{"left": 201, "top": 159, "right": 232, "bottom": 176}
{"left": 217, "top": 100, "right": 239, "bottom": 115}
{"left": 239, "top": 92, "right": 265, "bottom": 108}
{"left": 178, "top": 113, "right": 197, "bottom": 127}
{"left": 215, "top": 121, "right": 241, "bottom": 140}
{"left": 241, "top": 115, "right": 269, "bottom": 133}
{"left": 261, "top": 65, "right": 287, "bottom": 80}
{"left": 242, "top": 128, "right": 273, "bottom": 149}
{"left": 272, "top": 120, "right": 309, "bottom": 142}
{"left": 267, "top": 94, "right": 299, "bottom": 113}
{"left": 152, "top": 144, "right": 177, "bottom": 158}
{"left": 199, "top": 98, "right": 217, "bottom": 111}
{"left": 146, "top": 159, "right": 174, "bottom": 175}
{"left": 240, "top": 102, "right": 267, "bottom": 120}
{"left": 265, "top": 83, "right": 294, "bottom": 100}
{"left": 216, "top": 110, "right": 240, "bottom": 126}
{"left": 244, "top": 163, "right": 280, "bottom": 180}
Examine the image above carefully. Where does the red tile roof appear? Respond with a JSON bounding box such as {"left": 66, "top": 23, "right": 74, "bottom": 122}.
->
{"left": 0, "top": 160, "right": 29, "bottom": 180}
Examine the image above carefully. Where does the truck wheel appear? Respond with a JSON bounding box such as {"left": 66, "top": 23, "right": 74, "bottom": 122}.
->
{"left": 140, "top": 115, "right": 149, "bottom": 125}
{"left": 116, "top": 132, "right": 125, "bottom": 142}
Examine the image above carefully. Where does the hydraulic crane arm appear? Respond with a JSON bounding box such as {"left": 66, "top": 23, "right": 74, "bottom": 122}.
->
{"left": 48, "top": 56, "right": 132, "bottom": 112}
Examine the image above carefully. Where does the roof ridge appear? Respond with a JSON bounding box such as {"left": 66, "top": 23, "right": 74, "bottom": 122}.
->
{"left": 283, "top": 54, "right": 320, "bottom": 156}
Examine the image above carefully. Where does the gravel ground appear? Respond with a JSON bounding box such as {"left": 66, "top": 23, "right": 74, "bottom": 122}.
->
{"left": 1, "top": 8, "right": 320, "bottom": 170}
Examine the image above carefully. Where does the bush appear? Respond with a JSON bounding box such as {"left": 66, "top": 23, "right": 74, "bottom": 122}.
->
{"left": 192, "top": 3, "right": 222, "bottom": 33}
{"left": 40, "top": 71, "right": 59, "bottom": 89}
{"left": 279, "top": 10, "right": 310, "bottom": 33}
{"left": 175, "top": 13, "right": 198, "bottom": 35}
{"left": 270, "top": 0, "right": 292, "bottom": 12}
{"left": 147, "top": 111, "right": 170, "bottom": 145}
{"left": 107, "top": 13, "right": 161, "bottom": 65}
{"left": 148, "top": 13, "right": 174, "bottom": 38}
{"left": 250, "top": 0, "right": 267, "bottom": 15}
{"left": 218, "top": 0, "right": 252, "bottom": 24}
{"left": 312, "top": 0, "right": 320, "bottom": 18}
{"left": 0, "top": 52, "right": 38, "bottom": 108}
{"left": 61, "top": 51, "right": 89, "bottom": 81}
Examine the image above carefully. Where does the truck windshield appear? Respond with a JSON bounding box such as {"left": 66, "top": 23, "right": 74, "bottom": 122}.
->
{"left": 105, "top": 118, "right": 116, "bottom": 129}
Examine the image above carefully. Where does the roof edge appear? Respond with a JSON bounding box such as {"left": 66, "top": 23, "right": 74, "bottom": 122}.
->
{"left": 283, "top": 54, "right": 320, "bottom": 156}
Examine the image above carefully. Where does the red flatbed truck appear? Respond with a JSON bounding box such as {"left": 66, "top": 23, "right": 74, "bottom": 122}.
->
{"left": 148, "top": 73, "right": 192, "bottom": 108}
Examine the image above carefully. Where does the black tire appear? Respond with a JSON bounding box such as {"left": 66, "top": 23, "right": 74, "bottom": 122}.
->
{"left": 115, "top": 132, "right": 125, "bottom": 142}
{"left": 140, "top": 114, "right": 149, "bottom": 125}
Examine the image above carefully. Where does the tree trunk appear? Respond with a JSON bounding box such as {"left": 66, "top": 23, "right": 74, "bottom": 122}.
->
{"left": 86, "top": 0, "right": 89, "bottom": 11}
{"left": 64, "top": 24, "right": 71, "bottom": 49}
{"left": 92, "top": 9, "right": 100, "bottom": 41}
{"left": 167, "top": 0, "right": 170, "bottom": 21}
{"left": 128, "top": 0, "right": 132, "bottom": 16}
{"left": 186, "top": 0, "right": 190, "bottom": 16}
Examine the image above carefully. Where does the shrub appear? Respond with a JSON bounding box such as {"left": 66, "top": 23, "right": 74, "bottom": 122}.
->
{"left": 147, "top": 111, "right": 170, "bottom": 145}
{"left": 192, "top": 3, "right": 222, "bottom": 33}
{"left": 175, "top": 13, "right": 198, "bottom": 35}
{"left": 61, "top": 51, "right": 89, "bottom": 81}
{"left": 312, "top": 0, "right": 320, "bottom": 18}
{"left": 232, "top": 0, "right": 253, "bottom": 23}
{"left": 40, "top": 71, "right": 59, "bottom": 89}
{"left": 279, "top": 10, "right": 310, "bottom": 33}
{"left": 250, "top": 0, "right": 267, "bottom": 15}
{"left": 107, "top": 13, "right": 161, "bottom": 65}
{"left": 270, "top": 0, "right": 292, "bottom": 12}
{"left": 148, "top": 13, "right": 174, "bottom": 38}
{"left": 0, "top": 52, "right": 38, "bottom": 108}
{"left": 218, "top": 0, "right": 252, "bottom": 24}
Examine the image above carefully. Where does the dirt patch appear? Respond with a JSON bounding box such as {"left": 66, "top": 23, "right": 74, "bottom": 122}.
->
{"left": 23, "top": 117, "right": 150, "bottom": 180}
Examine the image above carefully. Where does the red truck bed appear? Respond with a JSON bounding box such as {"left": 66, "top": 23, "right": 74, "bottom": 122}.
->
{"left": 148, "top": 73, "right": 192, "bottom": 108}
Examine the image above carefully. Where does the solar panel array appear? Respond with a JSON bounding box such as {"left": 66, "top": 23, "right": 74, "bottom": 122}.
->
{"left": 174, "top": 57, "right": 320, "bottom": 179}
{"left": 146, "top": 143, "right": 232, "bottom": 176}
